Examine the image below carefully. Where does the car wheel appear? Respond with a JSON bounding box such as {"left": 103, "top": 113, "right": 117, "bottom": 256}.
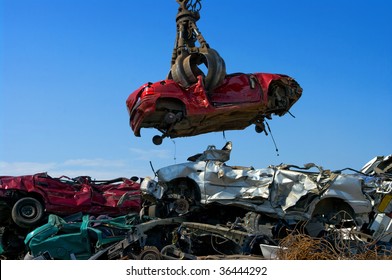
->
{"left": 173, "top": 198, "right": 189, "bottom": 214}
{"left": 164, "top": 112, "right": 177, "bottom": 125}
{"left": 255, "top": 125, "right": 264, "bottom": 133}
{"left": 137, "top": 246, "right": 161, "bottom": 260}
{"left": 11, "top": 197, "right": 44, "bottom": 228}
{"left": 152, "top": 135, "right": 163, "bottom": 145}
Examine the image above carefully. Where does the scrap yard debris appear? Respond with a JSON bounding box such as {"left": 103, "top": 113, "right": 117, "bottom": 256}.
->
{"left": 1, "top": 143, "right": 391, "bottom": 260}
{"left": 0, "top": 174, "right": 142, "bottom": 258}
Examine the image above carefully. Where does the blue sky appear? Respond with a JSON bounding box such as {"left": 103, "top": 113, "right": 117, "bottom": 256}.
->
{"left": 1, "top": 0, "right": 391, "bottom": 180}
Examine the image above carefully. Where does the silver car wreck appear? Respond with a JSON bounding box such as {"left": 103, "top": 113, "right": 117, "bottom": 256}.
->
{"left": 141, "top": 142, "right": 392, "bottom": 237}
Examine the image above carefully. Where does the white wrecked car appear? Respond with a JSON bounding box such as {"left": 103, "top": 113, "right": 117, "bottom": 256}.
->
{"left": 141, "top": 142, "right": 392, "bottom": 237}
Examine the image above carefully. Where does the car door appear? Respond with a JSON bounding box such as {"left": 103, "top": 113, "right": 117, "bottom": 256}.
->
{"left": 34, "top": 174, "right": 92, "bottom": 211}
{"left": 209, "top": 74, "right": 262, "bottom": 105}
{"left": 203, "top": 161, "right": 274, "bottom": 205}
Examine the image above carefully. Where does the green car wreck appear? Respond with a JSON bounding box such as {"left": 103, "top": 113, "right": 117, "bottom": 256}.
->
{"left": 24, "top": 213, "right": 146, "bottom": 260}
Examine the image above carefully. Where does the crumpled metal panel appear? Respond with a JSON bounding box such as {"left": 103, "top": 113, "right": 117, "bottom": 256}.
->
{"left": 361, "top": 154, "right": 392, "bottom": 175}
{"left": 142, "top": 142, "right": 386, "bottom": 225}
{"left": 158, "top": 161, "right": 206, "bottom": 184}
{"left": 271, "top": 169, "right": 319, "bottom": 211}
{"left": 154, "top": 157, "right": 331, "bottom": 213}
{"left": 203, "top": 162, "right": 273, "bottom": 202}
{"left": 0, "top": 173, "right": 142, "bottom": 219}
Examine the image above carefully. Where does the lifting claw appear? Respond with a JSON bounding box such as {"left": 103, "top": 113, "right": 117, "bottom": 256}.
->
{"left": 168, "top": 0, "right": 226, "bottom": 91}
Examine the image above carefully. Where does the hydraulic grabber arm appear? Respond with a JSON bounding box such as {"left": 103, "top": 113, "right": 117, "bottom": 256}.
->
{"left": 167, "top": 0, "right": 227, "bottom": 92}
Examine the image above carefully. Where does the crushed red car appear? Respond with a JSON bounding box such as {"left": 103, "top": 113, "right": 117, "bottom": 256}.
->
{"left": 0, "top": 173, "right": 142, "bottom": 228}
{"left": 126, "top": 72, "right": 302, "bottom": 144}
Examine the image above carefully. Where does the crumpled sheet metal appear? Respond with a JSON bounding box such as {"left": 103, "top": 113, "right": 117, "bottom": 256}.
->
{"left": 156, "top": 159, "right": 331, "bottom": 212}
{"left": 141, "top": 176, "right": 165, "bottom": 200}
{"left": 364, "top": 176, "right": 392, "bottom": 194}
{"left": 271, "top": 169, "right": 320, "bottom": 211}
{"left": 148, "top": 161, "right": 333, "bottom": 217}
{"left": 321, "top": 173, "right": 373, "bottom": 222}
{"left": 158, "top": 161, "right": 207, "bottom": 187}
{"left": 204, "top": 162, "right": 273, "bottom": 201}
{"left": 361, "top": 154, "right": 392, "bottom": 175}
{"left": 143, "top": 142, "right": 385, "bottom": 224}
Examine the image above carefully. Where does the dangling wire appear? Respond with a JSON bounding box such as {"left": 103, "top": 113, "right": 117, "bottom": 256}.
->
{"left": 172, "top": 139, "right": 177, "bottom": 163}
{"left": 265, "top": 121, "right": 279, "bottom": 156}
{"left": 222, "top": 130, "right": 227, "bottom": 142}
{"left": 210, "top": 235, "right": 227, "bottom": 255}
{"left": 149, "top": 161, "right": 157, "bottom": 178}
{"left": 287, "top": 110, "right": 296, "bottom": 118}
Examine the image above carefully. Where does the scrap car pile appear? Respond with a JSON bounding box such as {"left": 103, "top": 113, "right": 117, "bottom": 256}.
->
{"left": 1, "top": 143, "right": 391, "bottom": 260}
{"left": 1, "top": 0, "right": 391, "bottom": 260}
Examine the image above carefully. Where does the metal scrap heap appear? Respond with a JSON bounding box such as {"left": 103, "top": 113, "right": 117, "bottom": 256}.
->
{"left": 2, "top": 143, "right": 390, "bottom": 260}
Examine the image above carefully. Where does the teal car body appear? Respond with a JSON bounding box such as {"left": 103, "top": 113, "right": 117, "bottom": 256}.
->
{"left": 24, "top": 213, "right": 141, "bottom": 260}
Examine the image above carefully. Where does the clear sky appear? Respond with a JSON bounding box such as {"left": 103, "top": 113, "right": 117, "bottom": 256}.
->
{"left": 1, "top": 0, "right": 391, "bottom": 180}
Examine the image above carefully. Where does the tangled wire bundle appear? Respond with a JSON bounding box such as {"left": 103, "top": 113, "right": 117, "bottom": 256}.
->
{"left": 277, "top": 228, "right": 392, "bottom": 260}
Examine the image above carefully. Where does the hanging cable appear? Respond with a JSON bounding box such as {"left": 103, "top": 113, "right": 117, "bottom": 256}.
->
{"left": 172, "top": 139, "right": 177, "bottom": 163}
{"left": 265, "top": 121, "right": 279, "bottom": 156}
{"left": 149, "top": 161, "right": 157, "bottom": 178}
{"left": 287, "top": 111, "right": 296, "bottom": 118}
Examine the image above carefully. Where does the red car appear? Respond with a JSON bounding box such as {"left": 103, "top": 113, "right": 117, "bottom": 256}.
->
{"left": 0, "top": 173, "right": 141, "bottom": 228}
{"left": 126, "top": 72, "right": 302, "bottom": 145}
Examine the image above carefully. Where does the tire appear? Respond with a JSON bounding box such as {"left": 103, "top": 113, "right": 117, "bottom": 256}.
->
{"left": 11, "top": 197, "right": 44, "bottom": 228}
{"left": 137, "top": 246, "right": 161, "bottom": 260}
{"left": 164, "top": 112, "right": 177, "bottom": 125}
{"left": 255, "top": 125, "right": 264, "bottom": 133}
{"left": 152, "top": 135, "right": 163, "bottom": 145}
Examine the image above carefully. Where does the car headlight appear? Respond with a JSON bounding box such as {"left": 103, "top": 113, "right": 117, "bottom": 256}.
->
{"left": 141, "top": 177, "right": 165, "bottom": 200}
